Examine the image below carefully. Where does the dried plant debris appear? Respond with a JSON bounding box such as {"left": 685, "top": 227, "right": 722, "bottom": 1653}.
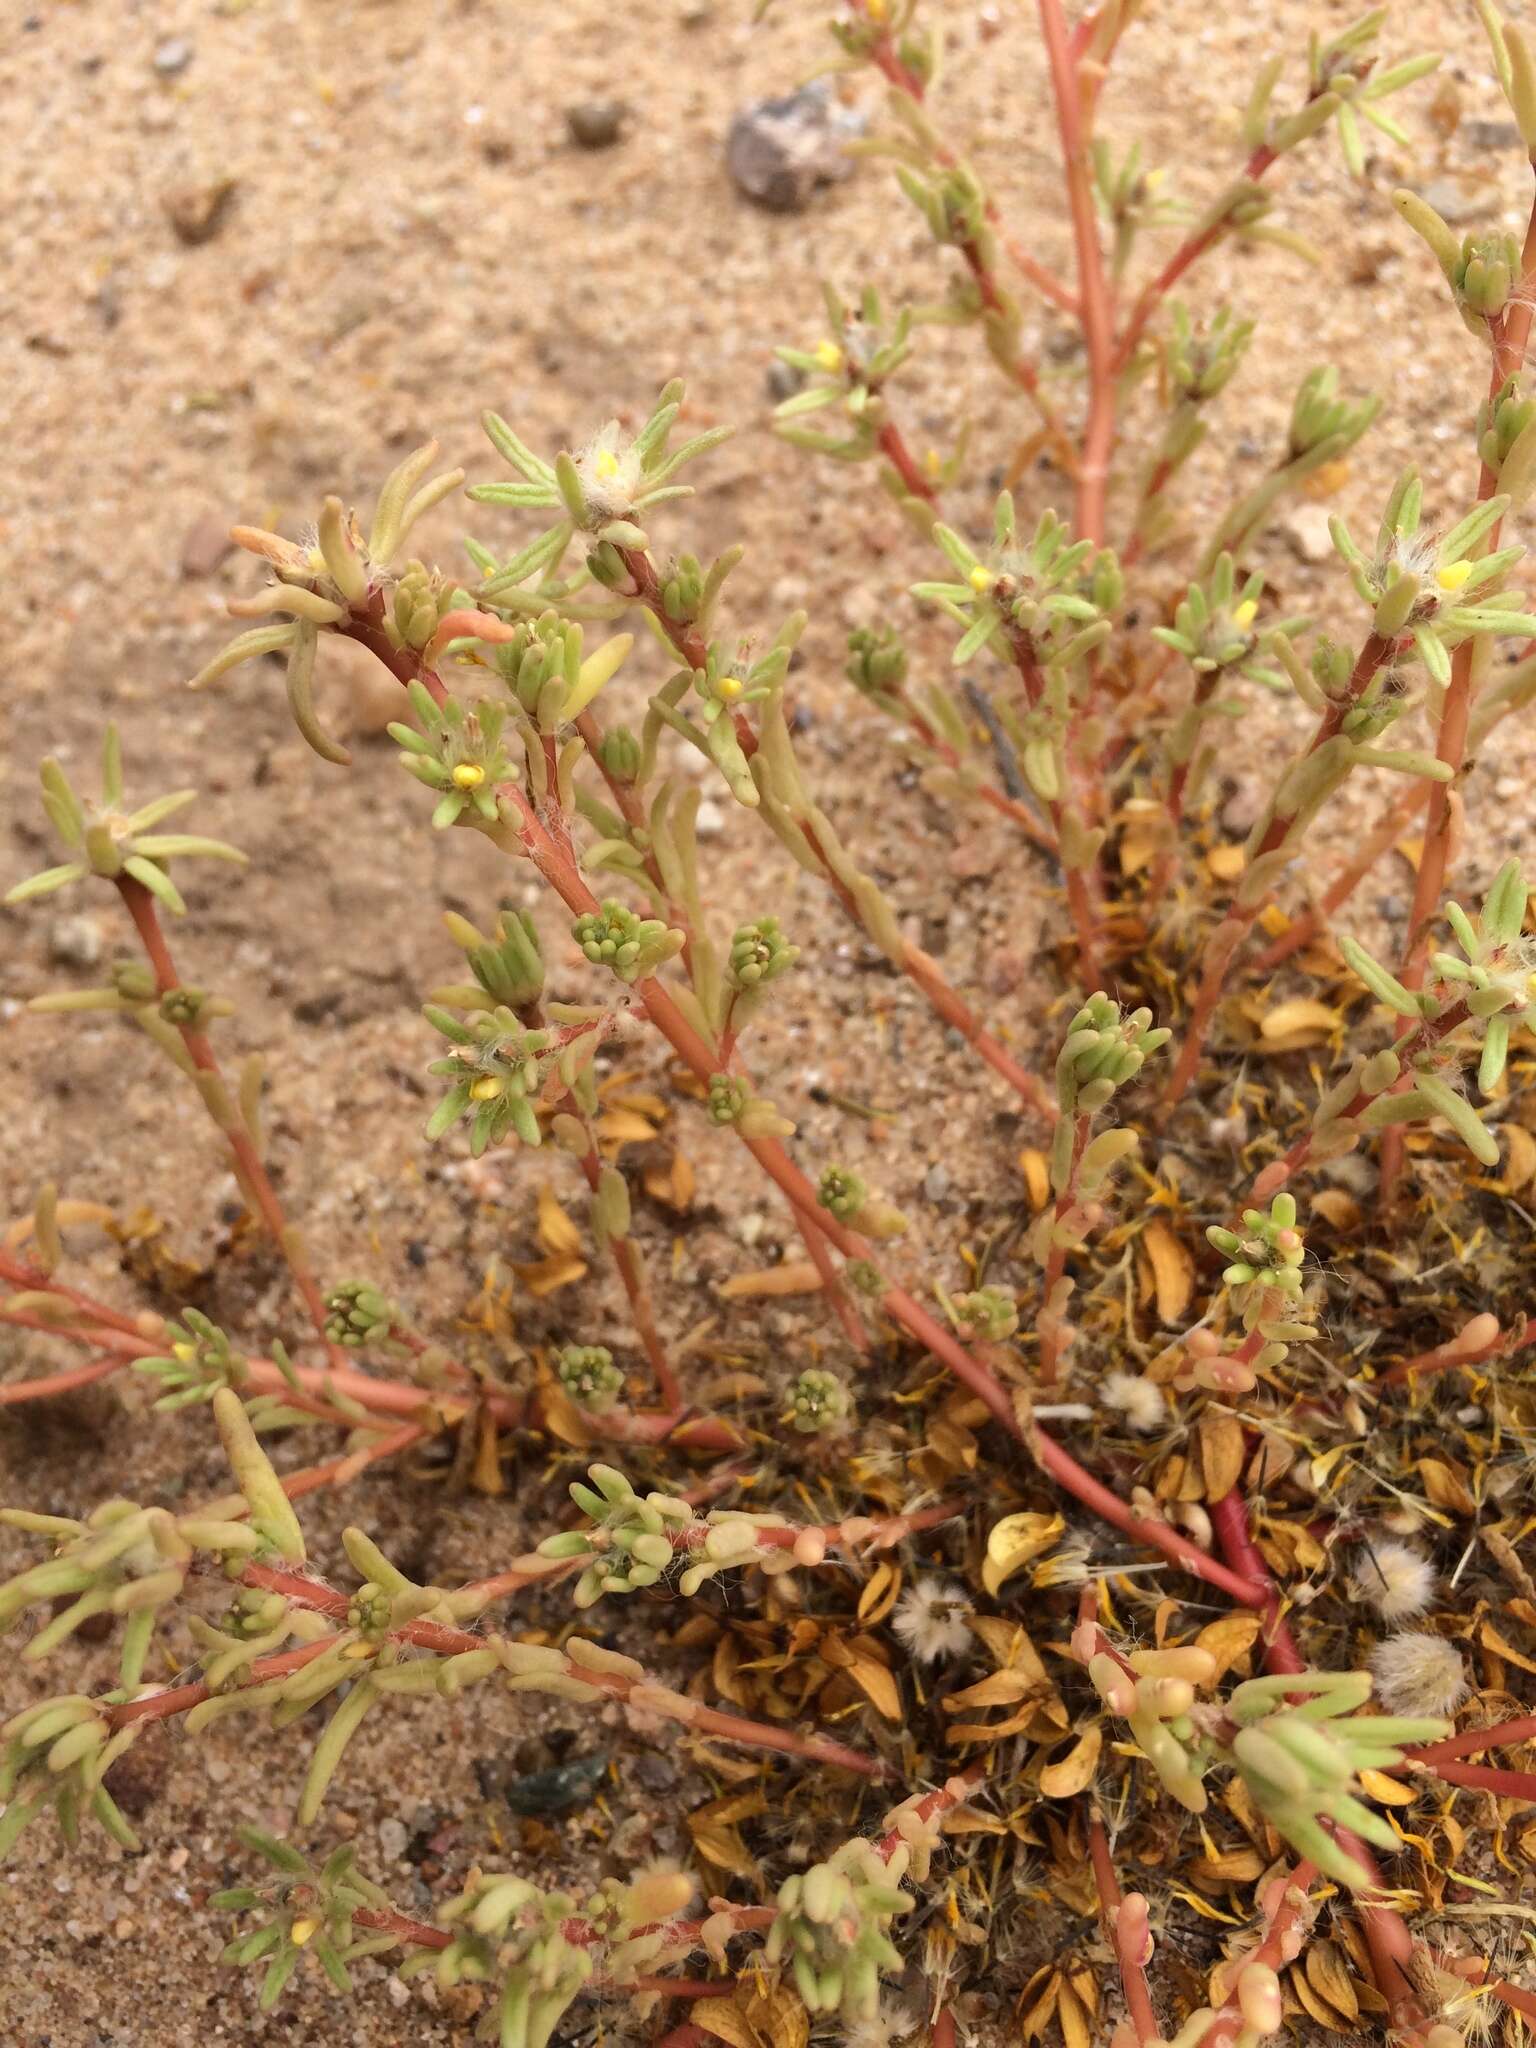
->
{"left": 10, "top": 4, "right": 1536, "bottom": 2047}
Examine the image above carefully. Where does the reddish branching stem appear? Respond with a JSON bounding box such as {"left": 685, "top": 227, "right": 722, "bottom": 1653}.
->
{"left": 1087, "top": 1810, "right": 1159, "bottom": 2045}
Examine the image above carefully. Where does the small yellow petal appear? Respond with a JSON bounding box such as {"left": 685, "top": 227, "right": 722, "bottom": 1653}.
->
{"left": 814, "top": 339, "right": 844, "bottom": 372}
{"left": 1436, "top": 559, "right": 1474, "bottom": 593}
{"left": 451, "top": 763, "right": 485, "bottom": 790}
{"left": 717, "top": 675, "right": 744, "bottom": 700}
{"left": 593, "top": 447, "right": 621, "bottom": 481}
{"left": 290, "top": 1918, "right": 318, "bottom": 1946}
{"left": 470, "top": 1077, "right": 503, "bottom": 1102}
{"left": 968, "top": 565, "right": 993, "bottom": 593}
{"left": 1231, "top": 599, "right": 1258, "bottom": 631}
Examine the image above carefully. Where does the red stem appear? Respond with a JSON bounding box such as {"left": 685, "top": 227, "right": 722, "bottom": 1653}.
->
{"left": 1038, "top": 0, "right": 1116, "bottom": 546}
{"left": 115, "top": 875, "right": 341, "bottom": 1362}
{"left": 1087, "top": 1812, "right": 1159, "bottom": 2045}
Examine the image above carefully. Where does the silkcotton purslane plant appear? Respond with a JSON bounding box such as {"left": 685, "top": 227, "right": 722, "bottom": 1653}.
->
{"left": 10, "top": 5, "right": 1536, "bottom": 2047}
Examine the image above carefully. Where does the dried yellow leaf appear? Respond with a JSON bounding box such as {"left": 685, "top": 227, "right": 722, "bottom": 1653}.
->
{"left": 536, "top": 1183, "right": 583, "bottom": 1256}
{"left": 1057, "top": 1978, "right": 1093, "bottom": 2048}
{"left": 982, "top": 1510, "right": 1065, "bottom": 1597}
{"left": 718, "top": 1261, "right": 824, "bottom": 1300}
{"left": 512, "top": 1251, "right": 587, "bottom": 1298}
{"left": 1198, "top": 1413, "right": 1246, "bottom": 1502}
{"left": 686, "top": 1819, "right": 757, "bottom": 1879}
{"left": 1038, "top": 1724, "right": 1102, "bottom": 1798}
{"left": 642, "top": 1149, "right": 696, "bottom": 1212}
{"left": 597, "top": 1107, "right": 660, "bottom": 1148}
{"left": 1358, "top": 1768, "right": 1417, "bottom": 1807}
{"left": 1501, "top": 1122, "right": 1536, "bottom": 1192}
{"left": 1141, "top": 1220, "right": 1194, "bottom": 1324}
{"left": 1193, "top": 1610, "right": 1262, "bottom": 1682}
{"left": 694, "top": 1997, "right": 762, "bottom": 2048}
{"left": 857, "top": 1561, "right": 901, "bottom": 1627}
{"left": 1206, "top": 843, "right": 1245, "bottom": 881}
{"left": 1019, "top": 1147, "right": 1051, "bottom": 1212}
{"left": 1305, "top": 1940, "right": 1361, "bottom": 2023}
{"left": 1257, "top": 997, "right": 1341, "bottom": 1050}
{"left": 843, "top": 1654, "right": 902, "bottom": 1721}
{"left": 1418, "top": 1458, "right": 1477, "bottom": 1516}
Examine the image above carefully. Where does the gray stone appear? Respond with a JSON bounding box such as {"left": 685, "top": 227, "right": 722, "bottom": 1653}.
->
{"left": 694, "top": 798, "right": 726, "bottom": 839}
{"left": 1464, "top": 119, "right": 1523, "bottom": 152}
{"left": 378, "top": 1817, "right": 409, "bottom": 1860}
{"left": 1416, "top": 175, "right": 1499, "bottom": 226}
{"left": 726, "top": 83, "right": 866, "bottom": 214}
{"left": 765, "top": 358, "right": 804, "bottom": 402}
{"left": 48, "top": 915, "right": 103, "bottom": 969}
{"left": 153, "top": 37, "right": 194, "bottom": 77}
{"left": 566, "top": 101, "right": 626, "bottom": 150}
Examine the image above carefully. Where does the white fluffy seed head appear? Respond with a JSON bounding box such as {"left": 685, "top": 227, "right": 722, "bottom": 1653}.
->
{"left": 1351, "top": 1538, "right": 1437, "bottom": 1621}
{"left": 1102, "top": 1370, "right": 1166, "bottom": 1433}
{"left": 890, "top": 1577, "right": 972, "bottom": 1663}
{"left": 1367, "top": 1631, "right": 1469, "bottom": 1717}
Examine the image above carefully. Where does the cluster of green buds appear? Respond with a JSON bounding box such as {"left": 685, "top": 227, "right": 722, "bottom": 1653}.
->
{"left": 647, "top": 612, "right": 805, "bottom": 808}
{"left": 1330, "top": 471, "right": 1536, "bottom": 691}
{"left": 817, "top": 1165, "right": 907, "bottom": 1239}
{"left": 826, "top": 0, "right": 936, "bottom": 89}
{"left": 187, "top": 1587, "right": 298, "bottom": 1695}
{"left": 1478, "top": 376, "right": 1536, "bottom": 485}
{"left": 790, "top": 1366, "right": 854, "bottom": 1435}
{"left": 389, "top": 682, "right": 513, "bottom": 829}
{"left": 4, "top": 729, "right": 246, "bottom": 917}
{"left": 1243, "top": 9, "right": 1437, "bottom": 173}
{"left": 916, "top": 495, "right": 1119, "bottom": 672}
{"left": 1153, "top": 555, "right": 1293, "bottom": 686}
{"left": 646, "top": 546, "right": 744, "bottom": 640}
{"left": 942, "top": 1285, "right": 1021, "bottom": 1344}
{"left": 1034, "top": 998, "right": 1169, "bottom": 1350}
{"left": 429, "top": 908, "right": 545, "bottom": 1017}
{"left": 1397, "top": 187, "right": 1529, "bottom": 334}
{"left": 1330, "top": 858, "right": 1535, "bottom": 1163}
{"left": 322, "top": 1282, "right": 398, "bottom": 1352}
{"left": 0, "top": 1693, "right": 142, "bottom": 1863}
{"left": 765, "top": 1838, "right": 912, "bottom": 2023}
{"left": 536, "top": 1463, "right": 691, "bottom": 1607}
{"left": 483, "top": 608, "right": 633, "bottom": 739}
{"left": 772, "top": 285, "right": 938, "bottom": 493}
{"left": 0, "top": 1499, "right": 192, "bottom": 1691}
{"left": 555, "top": 1343, "right": 625, "bottom": 1413}
{"left": 133, "top": 1308, "right": 249, "bottom": 1409}
{"left": 469, "top": 381, "right": 731, "bottom": 589}
{"left": 190, "top": 444, "right": 467, "bottom": 762}
{"left": 401, "top": 1872, "right": 593, "bottom": 2048}
{"left": 845, "top": 624, "right": 909, "bottom": 710}
{"left": 727, "top": 915, "right": 799, "bottom": 995}
{"left": 1166, "top": 302, "right": 1254, "bottom": 403}
{"left": 1186, "top": 1192, "right": 1315, "bottom": 1395}
{"left": 572, "top": 899, "right": 685, "bottom": 983}
{"left": 214, "top": 1831, "right": 397, "bottom": 2012}
{"left": 1088, "top": 1651, "right": 1450, "bottom": 1891}
{"left": 1092, "top": 140, "right": 1183, "bottom": 280}
{"left": 423, "top": 1005, "right": 558, "bottom": 1153}
{"left": 1052, "top": 994, "right": 1171, "bottom": 1127}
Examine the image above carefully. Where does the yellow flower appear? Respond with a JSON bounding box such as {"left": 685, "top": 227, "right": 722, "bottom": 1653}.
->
{"left": 968, "top": 565, "right": 993, "bottom": 594}
{"left": 813, "top": 339, "right": 844, "bottom": 372}
{"left": 593, "top": 446, "right": 622, "bottom": 482}
{"left": 1436, "top": 559, "right": 1474, "bottom": 593}
{"left": 1231, "top": 598, "right": 1258, "bottom": 631}
{"left": 470, "top": 1076, "right": 503, "bottom": 1103}
{"left": 290, "top": 1917, "right": 318, "bottom": 1947}
{"left": 451, "top": 763, "right": 486, "bottom": 790}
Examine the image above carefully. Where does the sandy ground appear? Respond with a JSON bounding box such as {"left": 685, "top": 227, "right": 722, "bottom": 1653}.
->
{"left": 2, "top": 0, "right": 1533, "bottom": 2041}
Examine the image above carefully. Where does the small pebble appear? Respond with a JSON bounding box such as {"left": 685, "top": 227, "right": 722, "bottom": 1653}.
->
{"left": 1415, "top": 175, "right": 1499, "bottom": 226}
{"left": 49, "top": 914, "right": 103, "bottom": 969}
{"left": 378, "top": 1817, "right": 409, "bottom": 1860}
{"left": 726, "top": 83, "right": 866, "bottom": 213}
{"left": 694, "top": 797, "right": 726, "bottom": 839}
{"left": 179, "top": 511, "right": 234, "bottom": 579}
{"left": 566, "top": 101, "right": 626, "bottom": 150}
{"left": 153, "top": 36, "right": 194, "bottom": 78}
{"left": 163, "top": 178, "right": 238, "bottom": 246}
{"left": 923, "top": 1164, "right": 951, "bottom": 1202}
{"left": 1464, "top": 118, "right": 1522, "bottom": 151}
{"left": 1281, "top": 503, "right": 1333, "bottom": 565}
{"left": 765, "top": 358, "right": 804, "bottom": 402}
